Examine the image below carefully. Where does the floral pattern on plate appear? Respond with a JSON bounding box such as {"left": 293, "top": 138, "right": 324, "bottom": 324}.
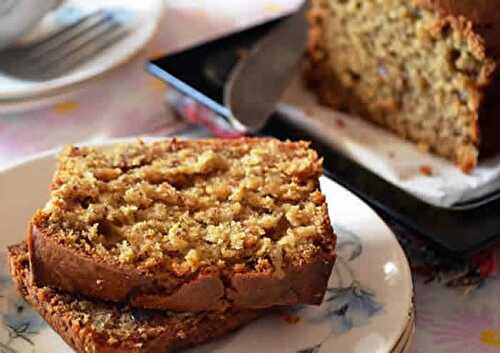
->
{"left": 0, "top": 251, "right": 45, "bottom": 353}
{"left": 297, "top": 225, "right": 384, "bottom": 353}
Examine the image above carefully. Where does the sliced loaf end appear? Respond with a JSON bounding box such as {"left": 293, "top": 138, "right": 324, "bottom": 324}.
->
{"left": 307, "top": 0, "right": 498, "bottom": 172}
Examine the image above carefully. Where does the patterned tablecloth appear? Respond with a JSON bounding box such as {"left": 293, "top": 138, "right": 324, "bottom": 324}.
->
{"left": 0, "top": 1, "right": 499, "bottom": 352}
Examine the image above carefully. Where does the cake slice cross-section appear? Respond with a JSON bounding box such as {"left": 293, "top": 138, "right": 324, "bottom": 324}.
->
{"left": 306, "top": 0, "right": 500, "bottom": 172}
{"left": 28, "top": 138, "right": 336, "bottom": 312}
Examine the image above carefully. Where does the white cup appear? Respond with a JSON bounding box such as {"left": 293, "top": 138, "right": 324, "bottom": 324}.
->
{"left": 0, "top": 0, "right": 64, "bottom": 49}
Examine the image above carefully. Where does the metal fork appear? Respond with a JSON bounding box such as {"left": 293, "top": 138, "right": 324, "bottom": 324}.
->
{"left": 0, "top": 10, "right": 129, "bottom": 81}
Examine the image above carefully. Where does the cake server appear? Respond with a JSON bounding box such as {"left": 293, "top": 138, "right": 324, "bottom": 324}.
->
{"left": 223, "top": 1, "right": 308, "bottom": 133}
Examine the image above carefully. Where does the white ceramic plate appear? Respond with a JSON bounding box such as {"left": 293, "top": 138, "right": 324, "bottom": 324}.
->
{"left": 0, "top": 138, "right": 413, "bottom": 353}
{"left": 0, "top": 0, "right": 163, "bottom": 101}
{"left": 392, "top": 310, "right": 415, "bottom": 353}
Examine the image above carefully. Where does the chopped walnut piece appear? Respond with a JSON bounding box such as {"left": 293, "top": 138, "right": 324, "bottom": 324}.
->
{"left": 419, "top": 165, "right": 433, "bottom": 176}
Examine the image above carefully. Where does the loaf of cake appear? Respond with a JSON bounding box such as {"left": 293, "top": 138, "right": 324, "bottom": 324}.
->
{"left": 28, "top": 138, "right": 336, "bottom": 312}
{"left": 8, "top": 243, "right": 262, "bottom": 353}
{"left": 306, "top": 0, "right": 500, "bottom": 172}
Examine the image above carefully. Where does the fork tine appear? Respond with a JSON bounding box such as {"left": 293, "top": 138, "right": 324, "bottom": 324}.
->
{"left": 32, "top": 21, "right": 128, "bottom": 78}
{"left": 41, "top": 27, "right": 129, "bottom": 78}
{"left": 27, "top": 11, "right": 111, "bottom": 60}
{"left": 25, "top": 10, "right": 108, "bottom": 52}
{"left": 0, "top": 10, "right": 129, "bottom": 80}
{"left": 30, "top": 16, "right": 121, "bottom": 69}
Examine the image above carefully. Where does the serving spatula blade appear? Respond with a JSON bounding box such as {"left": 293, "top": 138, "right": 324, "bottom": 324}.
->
{"left": 224, "top": 1, "right": 309, "bottom": 133}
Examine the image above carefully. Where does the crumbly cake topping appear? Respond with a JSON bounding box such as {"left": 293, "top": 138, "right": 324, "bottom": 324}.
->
{"left": 35, "top": 139, "right": 328, "bottom": 274}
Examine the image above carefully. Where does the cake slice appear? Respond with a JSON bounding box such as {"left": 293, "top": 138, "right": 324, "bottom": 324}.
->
{"left": 306, "top": 0, "right": 499, "bottom": 172}
{"left": 28, "top": 138, "right": 336, "bottom": 312}
{"left": 8, "top": 243, "right": 262, "bottom": 353}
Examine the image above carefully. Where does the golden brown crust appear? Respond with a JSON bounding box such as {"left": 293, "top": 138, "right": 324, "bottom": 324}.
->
{"left": 28, "top": 138, "right": 336, "bottom": 311}
{"left": 414, "top": 0, "right": 500, "bottom": 57}
{"left": 9, "top": 243, "right": 262, "bottom": 353}
{"left": 28, "top": 223, "right": 228, "bottom": 311}
{"left": 306, "top": 0, "right": 499, "bottom": 173}
{"left": 29, "top": 222, "right": 335, "bottom": 311}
